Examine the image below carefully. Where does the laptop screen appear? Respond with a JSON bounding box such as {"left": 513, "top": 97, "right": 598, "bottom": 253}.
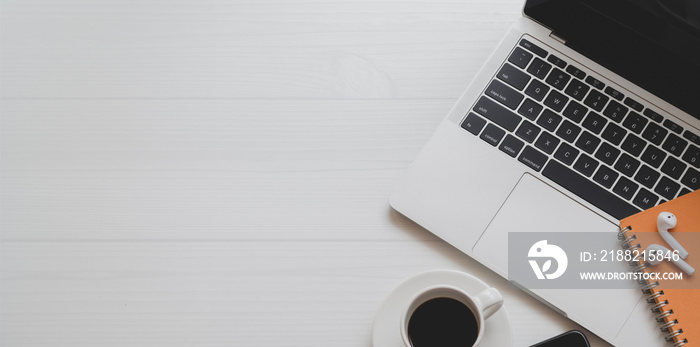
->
{"left": 524, "top": 0, "right": 700, "bottom": 120}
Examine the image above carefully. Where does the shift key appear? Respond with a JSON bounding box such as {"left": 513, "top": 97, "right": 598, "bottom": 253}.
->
{"left": 473, "top": 96, "right": 522, "bottom": 132}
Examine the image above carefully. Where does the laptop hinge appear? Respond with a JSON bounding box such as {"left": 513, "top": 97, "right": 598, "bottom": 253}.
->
{"left": 549, "top": 32, "right": 566, "bottom": 45}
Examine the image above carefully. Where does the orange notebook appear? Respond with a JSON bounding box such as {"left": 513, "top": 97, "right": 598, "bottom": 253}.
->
{"left": 619, "top": 190, "right": 700, "bottom": 346}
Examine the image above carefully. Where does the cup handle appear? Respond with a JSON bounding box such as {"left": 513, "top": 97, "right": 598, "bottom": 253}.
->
{"left": 473, "top": 287, "right": 503, "bottom": 320}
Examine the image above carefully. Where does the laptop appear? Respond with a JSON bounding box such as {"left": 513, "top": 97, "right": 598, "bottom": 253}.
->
{"left": 390, "top": 0, "right": 700, "bottom": 345}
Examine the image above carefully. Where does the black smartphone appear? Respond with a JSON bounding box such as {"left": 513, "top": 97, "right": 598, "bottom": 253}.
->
{"left": 529, "top": 330, "right": 590, "bottom": 347}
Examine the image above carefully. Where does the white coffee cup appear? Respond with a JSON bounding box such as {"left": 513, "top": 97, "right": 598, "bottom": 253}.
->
{"left": 399, "top": 284, "right": 503, "bottom": 347}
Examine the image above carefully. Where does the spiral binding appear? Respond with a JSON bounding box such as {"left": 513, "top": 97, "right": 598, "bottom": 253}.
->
{"left": 618, "top": 226, "right": 688, "bottom": 346}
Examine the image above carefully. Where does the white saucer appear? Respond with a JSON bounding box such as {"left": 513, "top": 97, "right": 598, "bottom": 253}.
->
{"left": 372, "top": 270, "right": 513, "bottom": 347}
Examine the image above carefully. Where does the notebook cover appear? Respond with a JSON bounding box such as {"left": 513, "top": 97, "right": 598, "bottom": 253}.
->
{"left": 620, "top": 190, "right": 700, "bottom": 346}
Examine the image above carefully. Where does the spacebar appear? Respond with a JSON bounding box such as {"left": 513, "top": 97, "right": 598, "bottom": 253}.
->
{"left": 542, "top": 161, "right": 640, "bottom": 220}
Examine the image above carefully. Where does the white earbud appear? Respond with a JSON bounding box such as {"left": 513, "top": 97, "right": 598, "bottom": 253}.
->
{"left": 646, "top": 244, "right": 695, "bottom": 276}
{"left": 657, "top": 212, "right": 689, "bottom": 259}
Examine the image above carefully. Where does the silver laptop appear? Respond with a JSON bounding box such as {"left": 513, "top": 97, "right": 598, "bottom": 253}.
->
{"left": 390, "top": 0, "right": 700, "bottom": 345}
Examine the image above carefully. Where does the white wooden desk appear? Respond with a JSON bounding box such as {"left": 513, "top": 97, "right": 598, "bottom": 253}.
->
{"left": 1, "top": 1, "right": 613, "bottom": 346}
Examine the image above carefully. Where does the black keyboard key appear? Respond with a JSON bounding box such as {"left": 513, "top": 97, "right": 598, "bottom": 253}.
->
{"left": 473, "top": 97, "right": 522, "bottom": 132}
{"left": 593, "top": 165, "right": 619, "bottom": 188}
{"left": 515, "top": 121, "right": 540, "bottom": 144}
{"left": 556, "top": 120, "right": 582, "bottom": 143}
{"left": 681, "top": 167, "right": 700, "bottom": 190}
{"left": 604, "top": 86, "right": 624, "bottom": 101}
{"left": 613, "top": 176, "right": 639, "bottom": 200}
{"left": 615, "top": 153, "right": 641, "bottom": 177}
{"left": 602, "top": 100, "right": 628, "bottom": 123}
{"left": 545, "top": 68, "right": 571, "bottom": 90}
{"left": 499, "top": 134, "right": 525, "bottom": 158}
{"left": 566, "top": 65, "right": 586, "bottom": 79}
{"left": 461, "top": 112, "right": 487, "bottom": 135}
{"left": 621, "top": 111, "right": 648, "bottom": 134}
{"left": 601, "top": 123, "right": 627, "bottom": 146}
{"left": 543, "top": 160, "right": 639, "bottom": 219}
{"left": 585, "top": 76, "right": 605, "bottom": 90}
{"left": 554, "top": 142, "right": 579, "bottom": 165}
{"left": 496, "top": 63, "right": 531, "bottom": 90}
{"left": 641, "top": 122, "right": 668, "bottom": 146}
{"left": 682, "top": 144, "right": 700, "bottom": 168}
{"left": 584, "top": 90, "right": 609, "bottom": 112}
{"left": 517, "top": 98, "right": 543, "bottom": 121}
{"left": 661, "top": 156, "right": 687, "bottom": 180}
{"left": 663, "top": 119, "right": 683, "bottom": 134}
{"left": 595, "top": 142, "right": 621, "bottom": 166}
{"left": 543, "top": 90, "right": 568, "bottom": 112}
{"left": 527, "top": 58, "right": 552, "bottom": 79}
{"left": 537, "top": 109, "right": 562, "bottom": 132}
{"left": 518, "top": 145, "right": 548, "bottom": 172}
{"left": 655, "top": 176, "right": 680, "bottom": 200}
{"left": 679, "top": 188, "right": 692, "bottom": 197}
{"left": 635, "top": 165, "right": 661, "bottom": 189}
{"left": 662, "top": 133, "right": 688, "bottom": 157}
{"left": 525, "top": 79, "right": 550, "bottom": 101}
{"left": 582, "top": 111, "right": 607, "bottom": 134}
{"left": 575, "top": 131, "right": 602, "bottom": 154}
{"left": 519, "top": 39, "right": 547, "bottom": 58}
{"left": 641, "top": 145, "right": 667, "bottom": 168}
{"left": 683, "top": 130, "right": 700, "bottom": 146}
{"left": 508, "top": 47, "right": 533, "bottom": 69}
{"left": 547, "top": 54, "right": 566, "bottom": 68}
{"left": 486, "top": 80, "right": 524, "bottom": 110}
{"left": 480, "top": 123, "right": 506, "bottom": 146}
{"left": 535, "top": 131, "right": 560, "bottom": 154}
{"left": 574, "top": 153, "right": 599, "bottom": 177}
{"left": 624, "top": 97, "right": 644, "bottom": 112}
{"left": 643, "top": 109, "right": 664, "bottom": 123}
{"left": 562, "top": 101, "right": 587, "bottom": 123}
{"left": 620, "top": 133, "right": 646, "bottom": 157}
{"left": 564, "top": 79, "right": 589, "bottom": 101}
{"left": 633, "top": 188, "right": 659, "bottom": 210}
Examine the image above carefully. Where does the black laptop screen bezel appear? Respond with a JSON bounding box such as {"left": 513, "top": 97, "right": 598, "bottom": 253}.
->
{"left": 524, "top": 0, "right": 700, "bottom": 120}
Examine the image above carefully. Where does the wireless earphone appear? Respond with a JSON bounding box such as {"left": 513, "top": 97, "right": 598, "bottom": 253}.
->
{"left": 646, "top": 244, "right": 695, "bottom": 276}
{"left": 657, "top": 212, "right": 689, "bottom": 259}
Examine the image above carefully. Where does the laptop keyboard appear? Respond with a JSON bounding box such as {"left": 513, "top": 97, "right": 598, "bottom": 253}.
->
{"left": 461, "top": 37, "right": 700, "bottom": 219}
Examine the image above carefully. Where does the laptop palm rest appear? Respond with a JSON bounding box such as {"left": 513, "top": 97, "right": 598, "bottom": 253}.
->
{"left": 472, "top": 173, "right": 643, "bottom": 340}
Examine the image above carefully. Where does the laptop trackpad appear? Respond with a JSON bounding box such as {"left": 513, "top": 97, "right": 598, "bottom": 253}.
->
{"left": 473, "top": 174, "right": 642, "bottom": 340}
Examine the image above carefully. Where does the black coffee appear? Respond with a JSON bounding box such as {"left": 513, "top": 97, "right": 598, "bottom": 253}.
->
{"left": 407, "top": 297, "right": 479, "bottom": 347}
